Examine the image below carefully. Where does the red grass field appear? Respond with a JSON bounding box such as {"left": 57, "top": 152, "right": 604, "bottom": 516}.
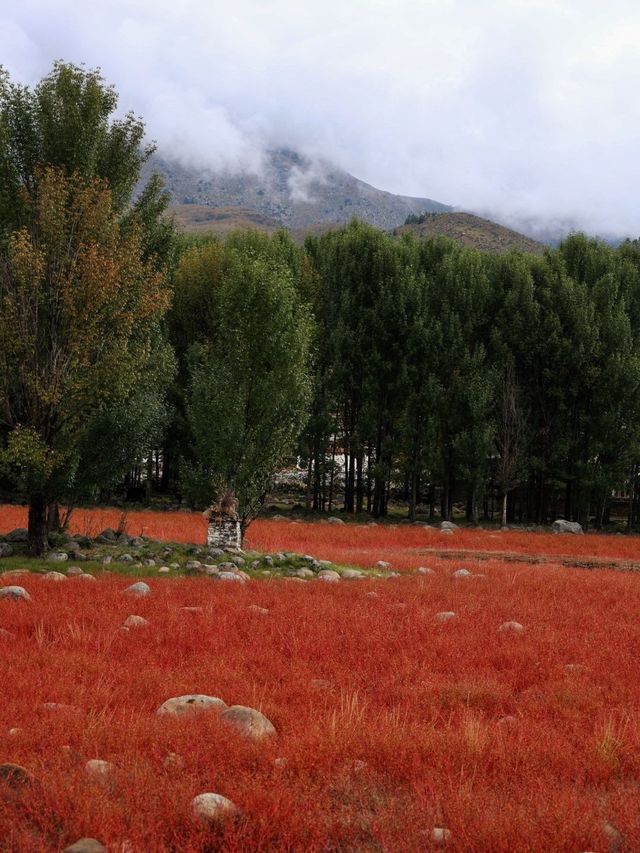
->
{"left": 2, "top": 506, "right": 640, "bottom": 850}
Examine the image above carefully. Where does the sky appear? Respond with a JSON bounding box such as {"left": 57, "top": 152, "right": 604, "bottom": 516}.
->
{"left": 1, "top": 0, "right": 639, "bottom": 237}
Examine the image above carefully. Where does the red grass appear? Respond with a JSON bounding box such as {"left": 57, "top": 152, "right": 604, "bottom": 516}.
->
{"left": 3, "top": 505, "right": 640, "bottom": 566}
{"left": 2, "top": 564, "right": 640, "bottom": 850}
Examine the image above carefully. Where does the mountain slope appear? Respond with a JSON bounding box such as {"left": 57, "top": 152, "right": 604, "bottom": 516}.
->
{"left": 395, "top": 212, "right": 545, "bottom": 255}
{"left": 146, "top": 148, "right": 451, "bottom": 231}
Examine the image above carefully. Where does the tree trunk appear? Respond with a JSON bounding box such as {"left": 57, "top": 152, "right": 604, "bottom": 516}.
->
{"left": 501, "top": 492, "right": 508, "bottom": 528}
{"left": 28, "top": 493, "right": 48, "bottom": 556}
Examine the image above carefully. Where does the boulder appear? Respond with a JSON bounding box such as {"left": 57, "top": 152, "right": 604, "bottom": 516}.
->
{"left": 416, "top": 566, "right": 436, "bottom": 575}
{"left": 453, "top": 569, "right": 472, "bottom": 578}
{"left": 327, "top": 516, "right": 345, "bottom": 525}
{"left": 0, "top": 762, "right": 35, "bottom": 788}
{"left": 0, "top": 586, "right": 31, "bottom": 601}
{"left": 43, "top": 571, "right": 67, "bottom": 582}
{"left": 78, "top": 573, "right": 96, "bottom": 581}
{"left": 217, "top": 571, "right": 245, "bottom": 582}
{"left": 67, "top": 566, "right": 84, "bottom": 576}
{"left": 220, "top": 705, "right": 276, "bottom": 740}
{"left": 0, "top": 543, "right": 13, "bottom": 558}
{"left": 123, "top": 582, "right": 151, "bottom": 597}
{"left": 341, "top": 569, "right": 364, "bottom": 579}
{"left": 156, "top": 694, "right": 227, "bottom": 716}
{"left": 498, "top": 621, "right": 525, "bottom": 634}
{"left": 552, "top": 519, "right": 584, "bottom": 535}
{"left": 97, "top": 528, "right": 118, "bottom": 542}
{"left": 47, "top": 552, "right": 69, "bottom": 563}
{"left": 85, "top": 759, "right": 113, "bottom": 778}
{"left": 435, "top": 611, "right": 457, "bottom": 622}
{"left": 64, "top": 839, "right": 107, "bottom": 853}
{"left": 440, "top": 520, "right": 458, "bottom": 530}
{"left": 375, "top": 560, "right": 391, "bottom": 570}
{"left": 317, "top": 570, "right": 341, "bottom": 583}
{"left": 122, "top": 615, "right": 150, "bottom": 629}
{"left": 191, "top": 792, "right": 239, "bottom": 823}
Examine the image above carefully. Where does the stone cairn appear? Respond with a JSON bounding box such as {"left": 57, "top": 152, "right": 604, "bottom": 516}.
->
{"left": 203, "top": 490, "right": 242, "bottom": 549}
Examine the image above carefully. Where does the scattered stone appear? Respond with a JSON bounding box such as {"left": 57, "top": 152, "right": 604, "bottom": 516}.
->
{"left": 440, "top": 528, "right": 454, "bottom": 535}
{"left": 7, "top": 727, "right": 21, "bottom": 736}
{"left": 452, "top": 569, "right": 472, "bottom": 578}
{"left": 247, "top": 604, "right": 269, "bottom": 615}
{"left": 119, "top": 554, "right": 134, "bottom": 564}
{"left": 1, "top": 569, "right": 29, "bottom": 579}
{"left": 63, "top": 840, "right": 107, "bottom": 853}
{"left": 191, "top": 792, "right": 239, "bottom": 823}
{"left": 78, "top": 573, "right": 96, "bottom": 581}
{"left": 292, "top": 567, "right": 315, "bottom": 579}
{"left": 6, "top": 528, "right": 28, "bottom": 543}
{"left": 97, "top": 528, "right": 118, "bottom": 542}
{"left": 67, "top": 566, "right": 84, "bottom": 576}
{"left": 327, "top": 516, "right": 345, "bottom": 525}
{"left": 375, "top": 560, "right": 391, "bottom": 570}
{"left": 0, "top": 586, "right": 31, "bottom": 601}
{"left": 0, "top": 543, "right": 13, "bottom": 558}
{"left": 123, "top": 581, "right": 150, "bottom": 597}
{"left": 158, "top": 566, "right": 171, "bottom": 574}
{"left": 435, "top": 611, "right": 457, "bottom": 622}
{"left": 552, "top": 519, "right": 584, "bottom": 535}
{"left": 181, "top": 606, "right": 204, "bottom": 615}
{"left": 365, "top": 591, "right": 379, "bottom": 599}
{"left": 163, "top": 752, "right": 185, "bottom": 771}
{"left": 101, "top": 556, "right": 112, "bottom": 565}
{"left": 156, "top": 695, "right": 227, "bottom": 716}
{"left": 341, "top": 569, "right": 364, "bottom": 579}
{"left": 220, "top": 705, "right": 276, "bottom": 740}
{"left": 416, "top": 566, "right": 436, "bottom": 575}
{"left": 317, "top": 570, "right": 341, "bottom": 583}
{"left": 217, "top": 571, "right": 245, "bottom": 582}
{"left": 273, "top": 757, "right": 288, "bottom": 769}
{"left": 122, "top": 615, "right": 150, "bottom": 629}
{"left": 440, "top": 521, "right": 458, "bottom": 531}
{"left": 42, "top": 571, "right": 67, "bottom": 582}
{"left": 498, "top": 621, "right": 525, "bottom": 634}
{"left": 142, "top": 558, "right": 156, "bottom": 567}
{"left": 85, "top": 759, "right": 113, "bottom": 778}
{"left": 47, "top": 551, "right": 69, "bottom": 563}
{"left": 431, "top": 826, "right": 452, "bottom": 845}
{"left": 185, "top": 560, "right": 202, "bottom": 571}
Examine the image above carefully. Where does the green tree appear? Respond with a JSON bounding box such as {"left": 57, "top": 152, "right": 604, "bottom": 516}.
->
{"left": 179, "top": 240, "right": 313, "bottom": 527}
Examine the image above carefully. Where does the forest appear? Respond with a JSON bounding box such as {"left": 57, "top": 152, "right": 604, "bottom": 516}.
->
{"left": 2, "top": 62, "right": 640, "bottom": 552}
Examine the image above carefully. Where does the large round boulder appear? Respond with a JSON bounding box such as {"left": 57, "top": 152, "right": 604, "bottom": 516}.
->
{"left": 191, "top": 792, "right": 239, "bottom": 823}
{"left": 220, "top": 705, "right": 276, "bottom": 740}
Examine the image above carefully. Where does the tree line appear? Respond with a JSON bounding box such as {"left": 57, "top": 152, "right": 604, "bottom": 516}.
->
{"left": 2, "top": 62, "right": 640, "bottom": 554}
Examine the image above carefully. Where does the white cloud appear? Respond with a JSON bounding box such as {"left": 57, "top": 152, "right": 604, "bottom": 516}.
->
{"left": 1, "top": 0, "right": 639, "bottom": 236}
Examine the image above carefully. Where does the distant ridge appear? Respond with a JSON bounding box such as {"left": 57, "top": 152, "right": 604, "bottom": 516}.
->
{"left": 395, "top": 212, "right": 545, "bottom": 255}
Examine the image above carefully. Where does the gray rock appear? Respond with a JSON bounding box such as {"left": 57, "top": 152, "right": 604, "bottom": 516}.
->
{"left": 416, "top": 566, "right": 436, "bottom": 575}
{"left": 217, "top": 571, "right": 245, "bottom": 582}
{"left": 185, "top": 560, "right": 202, "bottom": 570}
{"left": 191, "top": 792, "right": 239, "bottom": 823}
{"left": 97, "top": 528, "right": 118, "bottom": 541}
{"left": 6, "top": 528, "right": 28, "bottom": 543}
{"left": 375, "top": 560, "right": 391, "bottom": 570}
{"left": 85, "top": 759, "right": 113, "bottom": 778}
{"left": 158, "top": 566, "right": 171, "bottom": 574}
{"left": 47, "top": 552, "right": 69, "bottom": 563}
{"left": 498, "top": 621, "right": 525, "bottom": 634}
{"left": 208, "top": 548, "right": 224, "bottom": 558}
{"left": 440, "top": 521, "right": 458, "bottom": 530}
{"left": 341, "top": 569, "right": 364, "bottom": 579}
{"left": 123, "top": 582, "right": 151, "bottom": 597}
{"left": 0, "top": 543, "right": 14, "bottom": 558}
{"left": 317, "top": 569, "right": 341, "bottom": 582}
{"left": 247, "top": 605, "right": 269, "bottom": 615}
{"left": 142, "top": 558, "right": 156, "bottom": 567}
{"left": 552, "top": 519, "right": 584, "bottom": 535}
{"left": 78, "top": 573, "right": 96, "bottom": 581}
{"left": 220, "top": 705, "right": 276, "bottom": 739}
{"left": 63, "top": 839, "right": 107, "bottom": 853}
{"left": 101, "top": 556, "right": 112, "bottom": 565}
{"left": 66, "top": 566, "right": 84, "bottom": 576}
{"left": 327, "top": 516, "right": 345, "bottom": 525}
{"left": 292, "top": 567, "right": 315, "bottom": 579}
{"left": 122, "top": 615, "right": 150, "bottom": 629}
{"left": 0, "top": 585, "right": 31, "bottom": 601}
{"left": 156, "top": 694, "right": 227, "bottom": 716}
{"left": 119, "top": 554, "right": 133, "bottom": 563}
{"left": 453, "top": 569, "right": 472, "bottom": 578}
{"left": 435, "top": 611, "right": 457, "bottom": 622}
{"left": 42, "top": 571, "right": 67, "bottom": 582}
